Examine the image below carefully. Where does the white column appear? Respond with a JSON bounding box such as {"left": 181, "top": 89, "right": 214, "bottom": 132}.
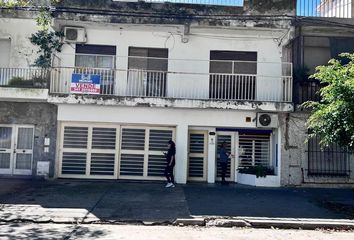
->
{"left": 207, "top": 129, "right": 216, "bottom": 183}
{"left": 116, "top": 52, "right": 128, "bottom": 96}
{"left": 175, "top": 124, "right": 188, "bottom": 184}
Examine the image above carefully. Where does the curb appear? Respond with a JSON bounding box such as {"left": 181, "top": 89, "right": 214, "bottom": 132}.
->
{"left": 173, "top": 217, "right": 354, "bottom": 230}
{"left": 1, "top": 217, "right": 354, "bottom": 230}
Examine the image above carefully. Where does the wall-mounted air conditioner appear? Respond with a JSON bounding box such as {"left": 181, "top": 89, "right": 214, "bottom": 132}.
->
{"left": 64, "top": 27, "right": 87, "bottom": 43}
{"left": 256, "top": 113, "right": 279, "bottom": 128}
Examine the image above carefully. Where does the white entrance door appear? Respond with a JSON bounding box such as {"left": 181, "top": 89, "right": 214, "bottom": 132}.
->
{"left": 0, "top": 125, "right": 34, "bottom": 175}
{"left": 216, "top": 131, "right": 238, "bottom": 182}
{"left": 188, "top": 131, "right": 208, "bottom": 181}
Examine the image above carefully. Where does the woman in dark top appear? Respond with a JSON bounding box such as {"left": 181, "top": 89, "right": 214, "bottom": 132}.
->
{"left": 164, "top": 140, "right": 176, "bottom": 188}
{"left": 219, "top": 141, "right": 231, "bottom": 185}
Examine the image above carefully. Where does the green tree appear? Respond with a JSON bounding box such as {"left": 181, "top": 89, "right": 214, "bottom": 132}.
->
{"left": 29, "top": 8, "right": 63, "bottom": 68}
{"left": 304, "top": 53, "right": 354, "bottom": 151}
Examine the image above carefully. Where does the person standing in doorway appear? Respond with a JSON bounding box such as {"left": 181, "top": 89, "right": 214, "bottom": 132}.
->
{"left": 164, "top": 140, "right": 176, "bottom": 188}
{"left": 219, "top": 141, "right": 231, "bottom": 185}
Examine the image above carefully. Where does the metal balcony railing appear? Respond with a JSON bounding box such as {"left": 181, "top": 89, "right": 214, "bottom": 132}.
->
{"left": 293, "top": 79, "right": 322, "bottom": 104}
{"left": 0, "top": 60, "right": 293, "bottom": 103}
{"left": 297, "top": 0, "right": 352, "bottom": 18}
{"left": 0, "top": 68, "right": 49, "bottom": 88}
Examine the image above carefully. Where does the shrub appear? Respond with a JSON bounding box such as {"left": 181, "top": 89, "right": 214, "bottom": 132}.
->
{"left": 238, "top": 166, "right": 274, "bottom": 178}
{"left": 8, "top": 77, "right": 33, "bottom": 87}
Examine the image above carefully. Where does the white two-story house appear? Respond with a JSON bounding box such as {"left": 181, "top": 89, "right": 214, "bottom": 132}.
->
{"left": 0, "top": 0, "right": 295, "bottom": 186}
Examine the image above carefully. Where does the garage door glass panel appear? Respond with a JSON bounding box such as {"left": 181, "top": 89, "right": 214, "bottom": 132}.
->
{"left": 148, "top": 154, "right": 165, "bottom": 177}
{"left": 0, "top": 127, "right": 12, "bottom": 148}
{"left": 92, "top": 128, "right": 116, "bottom": 149}
{"left": 121, "top": 129, "right": 145, "bottom": 150}
{"left": 120, "top": 154, "right": 144, "bottom": 176}
{"left": 188, "top": 157, "right": 204, "bottom": 178}
{"left": 90, "top": 153, "right": 115, "bottom": 175}
{"left": 149, "top": 129, "right": 173, "bottom": 151}
{"left": 189, "top": 134, "right": 204, "bottom": 153}
{"left": 63, "top": 127, "right": 88, "bottom": 148}
{"left": 62, "top": 152, "right": 87, "bottom": 175}
{"left": 0, "top": 153, "right": 10, "bottom": 169}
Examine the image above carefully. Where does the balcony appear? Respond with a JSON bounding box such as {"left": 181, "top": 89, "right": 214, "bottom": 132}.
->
{"left": 293, "top": 79, "right": 322, "bottom": 105}
{"left": 0, "top": 59, "right": 293, "bottom": 107}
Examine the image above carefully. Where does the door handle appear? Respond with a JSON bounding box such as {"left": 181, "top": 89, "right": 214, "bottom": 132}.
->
{"left": 0, "top": 149, "right": 6, "bottom": 152}
{"left": 22, "top": 150, "right": 26, "bottom": 153}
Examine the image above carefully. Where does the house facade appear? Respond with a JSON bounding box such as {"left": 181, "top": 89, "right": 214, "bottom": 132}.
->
{"left": 0, "top": 0, "right": 352, "bottom": 186}
{"left": 286, "top": 15, "right": 354, "bottom": 185}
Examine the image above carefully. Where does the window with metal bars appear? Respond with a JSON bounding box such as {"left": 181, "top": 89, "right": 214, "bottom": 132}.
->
{"left": 238, "top": 134, "right": 270, "bottom": 168}
{"left": 307, "top": 136, "right": 351, "bottom": 177}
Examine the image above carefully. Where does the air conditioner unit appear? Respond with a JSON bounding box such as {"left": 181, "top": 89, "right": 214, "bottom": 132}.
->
{"left": 256, "top": 113, "right": 279, "bottom": 128}
{"left": 64, "top": 27, "right": 86, "bottom": 43}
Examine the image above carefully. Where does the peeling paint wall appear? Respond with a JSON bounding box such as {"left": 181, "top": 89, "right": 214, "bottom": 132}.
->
{"left": 0, "top": 17, "right": 38, "bottom": 68}
{"left": 279, "top": 112, "right": 308, "bottom": 186}
{"left": 0, "top": 102, "right": 57, "bottom": 177}
{"left": 280, "top": 112, "right": 354, "bottom": 186}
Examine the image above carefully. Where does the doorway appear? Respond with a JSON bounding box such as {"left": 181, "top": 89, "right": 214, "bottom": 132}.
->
{"left": 188, "top": 131, "right": 208, "bottom": 181}
{"left": 0, "top": 125, "right": 34, "bottom": 175}
{"left": 216, "top": 132, "right": 238, "bottom": 182}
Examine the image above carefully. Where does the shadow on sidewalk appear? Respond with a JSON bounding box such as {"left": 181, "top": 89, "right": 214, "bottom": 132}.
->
{"left": 0, "top": 179, "right": 354, "bottom": 223}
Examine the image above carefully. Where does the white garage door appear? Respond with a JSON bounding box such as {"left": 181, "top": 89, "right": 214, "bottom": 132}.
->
{"left": 119, "top": 126, "right": 175, "bottom": 180}
{"left": 58, "top": 123, "right": 175, "bottom": 180}
{"left": 59, "top": 123, "right": 120, "bottom": 179}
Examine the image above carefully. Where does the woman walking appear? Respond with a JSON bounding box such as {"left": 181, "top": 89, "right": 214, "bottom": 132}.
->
{"left": 164, "top": 140, "right": 176, "bottom": 188}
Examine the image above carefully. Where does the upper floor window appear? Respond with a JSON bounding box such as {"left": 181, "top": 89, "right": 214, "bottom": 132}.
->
{"left": 210, "top": 51, "right": 257, "bottom": 74}
{"left": 127, "top": 47, "right": 168, "bottom": 97}
{"left": 0, "top": 39, "right": 11, "bottom": 68}
{"left": 75, "top": 44, "right": 117, "bottom": 95}
{"left": 209, "top": 51, "right": 257, "bottom": 100}
{"left": 128, "top": 47, "right": 168, "bottom": 71}
{"left": 75, "top": 44, "right": 116, "bottom": 69}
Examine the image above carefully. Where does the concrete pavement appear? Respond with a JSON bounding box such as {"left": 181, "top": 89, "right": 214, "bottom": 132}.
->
{"left": 1, "top": 224, "right": 354, "bottom": 240}
{"left": 0, "top": 179, "right": 354, "bottom": 229}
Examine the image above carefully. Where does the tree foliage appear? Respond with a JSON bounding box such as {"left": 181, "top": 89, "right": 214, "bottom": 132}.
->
{"left": 0, "top": 0, "right": 60, "bottom": 7}
{"left": 303, "top": 53, "right": 354, "bottom": 151}
{"left": 0, "top": 0, "right": 30, "bottom": 7}
{"left": 29, "top": 7, "right": 63, "bottom": 68}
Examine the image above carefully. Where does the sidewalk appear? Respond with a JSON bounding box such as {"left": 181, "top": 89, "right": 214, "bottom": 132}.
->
{"left": 0, "top": 179, "right": 353, "bottom": 228}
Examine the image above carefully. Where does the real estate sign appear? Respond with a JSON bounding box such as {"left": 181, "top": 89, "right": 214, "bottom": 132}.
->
{"left": 71, "top": 73, "right": 101, "bottom": 94}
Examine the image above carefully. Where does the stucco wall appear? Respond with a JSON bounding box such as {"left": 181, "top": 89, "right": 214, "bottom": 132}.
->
{"left": 0, "top": 17, "right": 38, "bottom": 68}
{"left": 0, "top": 102, "right": 57, "bottom": 177}
{"left": 279, "top": 112, "right": 308, "bottom": 186}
